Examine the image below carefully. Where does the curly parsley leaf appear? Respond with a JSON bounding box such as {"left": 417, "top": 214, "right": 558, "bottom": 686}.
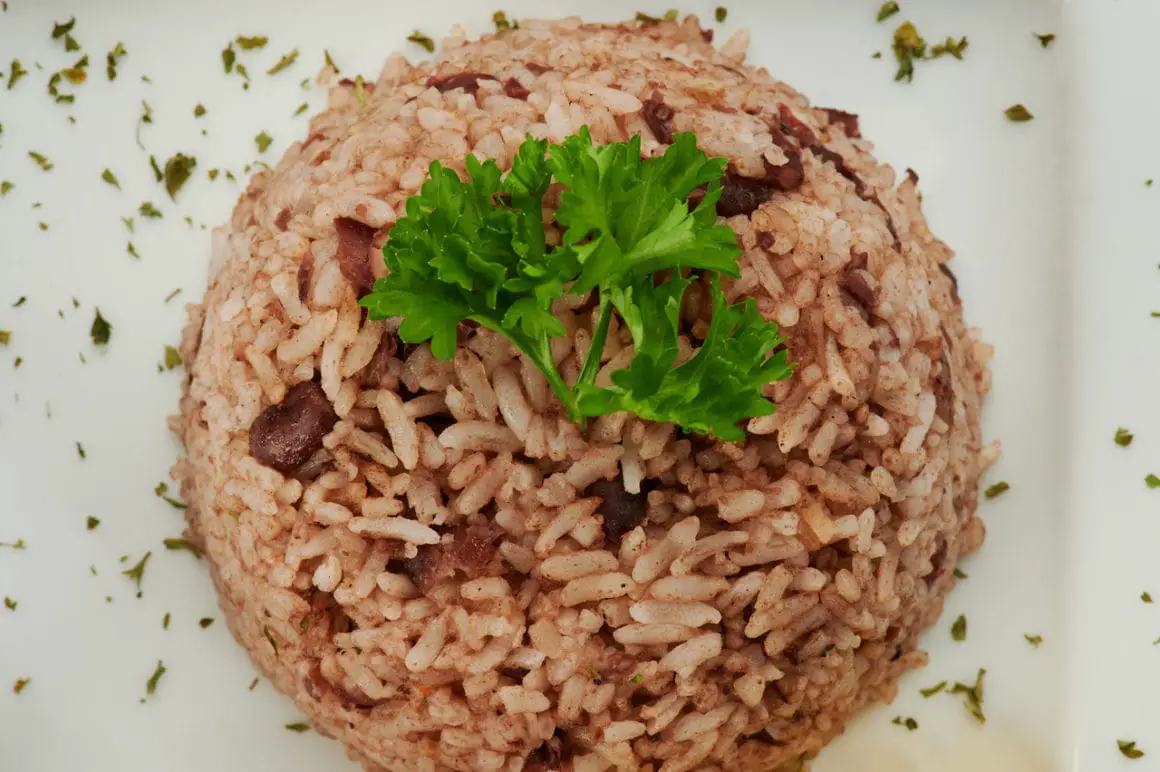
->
{"left": 361, "top": 130, "right": 791, "bottom": 438}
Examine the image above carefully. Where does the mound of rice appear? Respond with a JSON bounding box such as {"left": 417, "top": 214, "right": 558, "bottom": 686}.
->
{"left": 173, "top": 15, "right": 993, "bottom": 772}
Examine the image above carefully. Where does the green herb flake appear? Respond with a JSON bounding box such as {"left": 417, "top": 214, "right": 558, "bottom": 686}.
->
{"left": 1115, "top": 427, "right": 1135, "bottom": 447}
{"left": 121, "top": 551, "right": 151, "bottom": 597}
{"left": 145, "top": 659, "right": 166, "bottom": 696}
{"left": 871, "top": 51, "right": 882, "bottom": 59}
{"left": 353, "top": 75, "right": 368, "bottom": 106}
{"left": 161, "top": 612, "right": 170, "bottom": 629}
{"left": 629, "top": 672, "right": 644, "bottom": 684}
{"left": 1024, "top": 633, "right": 1043, "bottom": 647}
{"left": 323, "top": 49, "right": 339, "bottom": 73}
{"left": 892, "top": 22, "right": 926, "bottom": 82}
{"left": 127, "top": 242, "right": 140, "bottom": 259}
{"left": 891, "top": 716, "right": 918, "bottom": 731}
{"left": 8, "top": 58, "right": 28, "bottom": 89}
{"left": 236, "top": 63, "right": 250, "bottom": 84}
{"left": 164, "top": 288, "right": 182, "bottom": 304}
{"left": 493, "top": 11, "right": 513, "bottom": 32}
{"left": 13, "top": 677, "right": 29, "bottom": 695}
{"left": 266, "top": 48, "right": 299, "bottom": 75}
{"left": 1119, "top": 740, "right": 1145, "bottom": 760}
{"left": 222, "top": 44, "right": 236, "bottom": 74}
{"left": 950, "top": 613, "right": 967, "bottom": 642}
{"left": 38, "top": 222, "right": 48, "bottom": 231}
{"left": 106, "top": 42, "right": 127, "bottom": 80}
{"left": 51, "top": 16, "right": 76, "bottom": 40}
{"left": 193, "top": 103, "right": 206, "bottom": 118}
{"left": 1, "top": 181, "right": 13, "bottom": 195}
{"left": 235, "top": 35, "right": 268, "bottom": 50}
{"left": 292, "top": 102, "right": 309, "bottom": 117}
{"left": 86, "top": 516, "right": 100, "bottom": 530}
{"left": 101, "top": 169, "right": 120, "bottom": 189}
{"left": 407, "top": 31, "right": 435, "bottom": 53}
{"left": 0, "top": 330, "right": 8, "bottom": 345}
{"left": 4, "top": 596, "right": 16, "bottom": 610}
{"left": 139, "top": 201, "right": 162, "bottom": 219}
{"left": 1035, "top": 33, "right": 1056, "bottom": 48}
{"left": 162, "top": 537, "right": 201, "bottom": 557}
{"left": 949, "top": 669, "right": 986, "bottom": 725}
{"left": 930, "top": 36, "right": 968, "bottom": 60}
{"left": 984, "top": 481, "right": 1009, "bottom": 499}
{"left": 920, "top": 681, "right": 947, "bottom": 697}
{"left": 877, "top": 2, "right": 900, "bottom": 22}
{"left": 225, "top": 170, "right": 237, "bottom": 182}
{"left": 248, "top": 677, "right": 260, "bottom": 690}
{"left": 75, "top": 441, "right": 87, "bottom": 458}
{"left": 28, "top": 152, "right": 53, "bottom": 171}
{"left": 163, "top": 153, "right": 197, "bottom": 200}
{"left": 1147, "top": 474, "right": 1160, "bottom": 489}
{"left": 199, "top": 617, "right": 215, "bottom": 629}
{"left": 264, "top": 625, "right": 279, "bottom": 657}
{"left": 1005, "top": 104, "right": 1034, "bottom": 122}
{"left": 663, "top": 9, "right": 678, "bottom": 21}
{"left": 161, "top": 344, "right": 183, "bottom": 370}
{"left": 153, "top": 482, "right": 188, "bottom": 510}
{"left": 1144, "top": 592, "right": 1154, "bottom": 604}
{"left": 90, "top": 308, "right": 111, "bottom": 345}
{"left": 285, "top": 722, "right": 310, "bottom": 733}
{"left": 255, "top": 131, "right": 273, "bottom": 153}
{"left": 359, "top": 130, "right": 793, "bottom": 439}
{"left": 12, "top": 356, "right": 21, "bottom": 369}
{"left": 715, "top": 6, "right": 728, "bottom": 22}
{"left": 953, "top": 567, "right": 968, "bottom": 579}
{"left": 635, "top": 12, "right": 660, "bottom": 23}
{"left": 136, "top": 100, "right": 153, "bottom": 149}
{"left": 12, "top": 296, "right": 26, "bottom": 308}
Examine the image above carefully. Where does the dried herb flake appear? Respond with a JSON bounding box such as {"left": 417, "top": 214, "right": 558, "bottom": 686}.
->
{"left": 235, "top": 35, "right": 268, "bottom": 50}
{"left": 407, "top": 31, "right": 435, "bottom": 52}
{"left": 4, "top": 596, "right": 16, "bottom": 610}
{"left": 949, "top": 669, "right": 986, "bottom": 725}
{"left": 951, "top": 614, "right": 967, "bottom": 641}
{"left": 266, "top": 49, "right": 299, "bottom": 75}
{"left": 145, "top": 660, "right": 166, "bottom": 696}
{"left": 293, "top": 102, "right": 309, "bottom": 117}
{"left": 1024, "top": 633, "right": 1043, "bottom": 647}
{"left": 1119, "top": 740, "right": 1145, "bottom": 760}
{"left": 920, "top": 681, "right": 947, "bottom": 697}
{"left": 122, "top": 551, "right": 151, "bottom": 597}
{"left": 199, "top": 617, "right": 214, "bottom": 628}
{"left": 1035, "top": 33, "right": 1056, "bottom": 48}
{"left": 493, "top": 11, "right": 513, "bottom": 32}
{"left": 90, "top": 308, "right": 111, "bottom": 345}
{"left": 106, "top": 42, "right": 126, "bottom": 80}
{"left": 285, "top": 723, "right": 310, "bottom": 733}
{"left": 101, "top": 169, "right": 120, "bottom": 189}
{"left": 163, "top": 153, "right": 197, "bottom": 200}
{"left": 13, "top": 678, "right": 29, "bottom": 695}
{"left": 1147, "top": 474, "right": 1160, "bottom": 490}
{"left": 891, "top": 716, "right": 918, "bottom": 731}
{"left": 877, "top": 2, "right": 900, "bottom": 22}
{"left": 255, "top": 131, "right": 273, "bottom": 153}
{"left": 162, "top": 537, "right": 201, "bottom": 557}
{"left": 8, "top": 58, "right": 28, "bottom": 89}
{"left": 1115, "top": 427, "right": 1135, "bottom": 447}
{"left": 28, "top": 152, "right": 53, "bottom": 171}
{"left": 86, "top": 516, "right": 100, "bottom": 530}
{"left": 984, "top": 481, "right": 1009, "bottom": 499}
{"left": 1005, "top": 104, "right": 1034, "bottom": 122}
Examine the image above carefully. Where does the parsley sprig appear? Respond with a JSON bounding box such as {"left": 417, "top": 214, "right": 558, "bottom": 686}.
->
{"left": 360, "top": 129, "right": 791, "bottom": 440}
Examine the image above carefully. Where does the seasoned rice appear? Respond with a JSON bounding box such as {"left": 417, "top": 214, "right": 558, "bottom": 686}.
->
{"left": 173, "top": 14, "right": 992, "bottom": 772}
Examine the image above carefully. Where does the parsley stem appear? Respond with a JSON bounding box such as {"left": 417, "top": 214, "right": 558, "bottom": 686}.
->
{"left": 577, "top": 292, "right": 613, "bottom": 389}
{"left": 502, "top": 323, "right": 579, "bottom": 421}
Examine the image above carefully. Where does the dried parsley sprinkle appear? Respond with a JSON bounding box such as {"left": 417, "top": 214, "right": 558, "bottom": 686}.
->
{"left": 194, "top": 103, "right": 206, "bottom": 117}
{"left": 715, "top": 6, "right": 727, "bottom": 22}
{"left": 255, "top": 131, "right": 273, "bottom": 153}
{"left": 951, "top": 614, "right": 967, "bottom": 641}
{"left": 891, "top": 716, "right": 918, "bottom": 731}
{"left": 208, "top": 168, "right": 220, "bottom": 181}
{"left": 163, "top": 153, "right": 197, "bottom": 200}
{"left": 1, "top": 181, "right": 13, "bottom": 195}
{"left": 930, "top": 36, "right": 968, "bottom": 59}
{"left": 145, "top": 660, "right": 167, "bottom": 696}
{"left": 86, "top": 516, "right": 100, "bottom": 530}
{"left": 154, "top": 482, "right": 187, "bottom": 509}
{"left": 13, "top": 678, "right": 29, "bottom": 695}
{"left": 235, "top": 35, "right": 268, "bottom": 50}
{"left": 920, "top": 681, "right": 947, "bottom": 697}
{"left": 629, "top": 672, "right": 644, "bottom": 684}
{"left": 248, "top": 677, "right": 260, "bottom": 691}
{"left": 148, "top": 155, "right": 163, "bottom": 182}
{"left": 0, "top": 539, "right": 26, "bottom": 550}
{"left": 139, "top": 201, "right": 162, "bottom": 218}
{"left": 60, "top": 54, "right": 90, "bottom": 85}
{"left": 199, "top": 617, "right": 214, "bottom": 629}
{"left": 1115, "top": 427, "right": 1135, "bottom": 447}
{"left": 52, "top": 16, "right": 79, "bottom": 51}
{"left": 407, "top": 31, "right": 435, "bottom": 53}
{"left": 953, "top": 567, "right": 968, "bottom": 579}
{"left": 1024, "top": 634, "right": 1043, "bottom": 647}
{"left": 222, "top": 44, "right": 236, "bottom": 73}
{"left": 877, "top": 1, "right": 900, "bottom": 22}
{"left": 285, "top": 723, "right": 310, "bottom": 733}
{"left": 91, "top": 308, "right": 111, "bottom": 345}
{"left": 28, "top": 152, "right": 53, "bottom": 171}
{"left": 892, "top": 22, "right": 925, "bottom": 81}
{"left": 162, "top": 537, "right": 201, "bottom": 557}
{"left": 101, "top": 169, "right": 120, "bottom": 189}
{"left": 127, "top": 242, "right": 140, "bottom": 259}
{"left": 4, "top": 596, "right": 16, "bottom": 610}
{"left": 164, "top": 288, "right": 182, "bottom": 303}
{"left": 1005, "top": 104, "right": 1034, "bottom": 122}
{"left": 266, "top": 49, "right": 299, "bottom": 75}
{"left": 1144, "top": 592, "right": 1154, "bottom": 604}
{"left": 0, "top": 330, "right": 9, "bottom": 345}
{"left": 293, "top": 102, "right": 309, "bottom": 117}
{"left": 1034, "top": 33, "right": 1056, "bottom": 48}
{"left": 9, "top": 58, "right": 28, "bottom": 89}
{"left": 75, "top": 441, "right": 86, "bottom": 459}
{"left": 106, "top": 42, "right": 126, "bottom": 80}
{"left": 1147, "top": 474, "right": 1160, "bottom": 489}
{"left": 163, "top": 344, "right": 182, "bottom": 370}
{"left": 1118, "top": 740, "right": 1145, "bottom": 760}
{"left": 324, "top": 49, "right": 339, "bottom": 73}
{"left": 122, "top": 552, "right": 151, "bottom": 597}
{"left": 38, "top": 222, "right": 48, "bottom": 231}
{"left": 984, "top": 481, "right": 1009, "bottom": 499}
{"left": 493, "top": 11, "right": 513, "bottom": 32}
{"left": 136, "top": 100, "right": 153, "bottom": 149}
{"left": 949, "top": 669, "right": 986, "bottom": 725}
{"left": 162, "top": 612, "right": 171, "bottom": 629}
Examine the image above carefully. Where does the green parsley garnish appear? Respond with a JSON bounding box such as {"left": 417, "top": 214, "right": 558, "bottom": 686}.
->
{"left": 127, "top": 242, "right": 140, "bottom": 259}
{"left": 164, "top": 288, "right": 182, "bottom": 303}
{"left": 28, "top": 151, "right": 53, "bottom": 171}
{"left": 136, "top": 99, "right": 153, "bottom": 149}
{"left": 222, "top": 44, "right": 236, "bottom": 74}
{"left": 629, "top": 672, "right": 644, "bottom": 684}
{"left": 0, "top": 330, "right": 9, "bottom": 345}
{"left": 951, "top": 614, "right": 967, "bottom": 642}
{"left": 284, "top": 722, "right": 310, "bottom": 733}
{"left": 1148, "top": 180, "right": 1154, "bottom": 187}
{"left": 293, "top": 102, "right": 308, "bottom": 117}
{"left": 122, "top": 551, "right": 151, "bottom": 597}
{"left": 13, "top": 677, "right": 29, "bottom": 695}
{"left": 163, "top": 345, "right": 182, "bottom": 370}
{"left": 101, "top": 169, "right": 120, "bottom": 189}
{"left": 324, "top": 49, "right": 339, "bottom": 73}
{"left": 149, "top": 155, "right": 163, "bottom": 182}
{"left": 86, "top": 516, "right": 100, "bottom": 530}
{"left": 59, "top": 54, "right": 90, "bottom": 85}
{"left": 51, "top": 16, "right": 78, "bottom": 48}
{"left": 106, "top": 42, "right": 126, "bottom": 80}
{"left": 1144, "top": 592, "right": 1154, "bottom": 604}
{"left": 194, "top": 103, "right": 206, "bottom": 117}
{"left": 199, "top": 617, "right": 214, "bottom": 628}
{"left": 892, "top": 21, "right": 925, "bottom": 82}
{"left": 1034, "top": 33, "right": 1055, "bottom": 48}
{"left": 1, "top": 181, "right": 13, "bottom": 195}
{"left": 163, "top": 153, "right": 196, "bottom": 200}
{"left": 1147, "top": 474, "right": 1160, "bottom": 489}
{"left": 949, "top": 669, "right": 986, "bottom": 725}
{"left": 493, "top": 11, "right": 513, "bottom": 32}
{"left": 162, "top": 537, "right": 201, "bottom": 557}
{"left": 930, "top": 36, "right": 968, "bottom": 59}
{"left": 1115, "top": 427, "right": 1135, "bottom": 447}
{"left": 154, "top": 482, "right": 188, "bottom": 509}
{"left": 139, "top": 201, "right": 162, "bottom": 218}
{"left": 235, "top": 35, "right": 267, "bottom": 50}
{"left": 953, "top": 567, "right": 968, "bottom": 579}
{"left": 1005, "top": 104, "right": 1034, "bottom": 122}
{"left": 891, "top": 716, "right": 918, "bottom": 731}
{"left": 0, "top": 539, "right": 26, "bottom": 550}
{"left": 91, "top": 308, "right": 111, "bottom": 345}
{"left": 715, "top": 6, "right": 727, "bottom": 22}
{"left": 255, "top": 131, "right": 273, "bottom": 153}
{"left": 984, "top": 481, "right": 1009, "bottom": 499}
{"left": 1119, "top": 740, "right": 1145, "bottom": 760}
{"left": 407, "top": 31, "right": 435, "bottom": 52}
{"left": 4, "top": 596, "right": 16, "bottom": 610}
{"left": 145, "top": 660, "right": 166, "bottom": 696}
{"left": 266, "top": 48, "right": 298, "bottom": 75}
{"left": 1024, "top": 634, "right": 1043, "bottom": 647}
{"left": 920, "top": 681, "right": 947, "bottom": 697}
{"left": 248, "top": 677, "right": 260, "bottom": 691}
{"left": 9, "top": 58, "right": 28, "bottom": 89}
{"left": 877, "top": 2, "right": 900, "bottom": 22}
{"left": 360, "top": 130, "right": 792, "bottom": 439}
{"left": 208, "top": 168, "right": 220, "bottom": 181}
{"left": 162, "top": 612, "right": 171, "bottom": 628}
{"left": 38, "top": 222, "right": 48, "bottom": 231}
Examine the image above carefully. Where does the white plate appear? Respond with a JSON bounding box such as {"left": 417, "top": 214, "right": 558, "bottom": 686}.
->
{"left": 0, "top": 0, "right": 1143, "bottom": 770}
